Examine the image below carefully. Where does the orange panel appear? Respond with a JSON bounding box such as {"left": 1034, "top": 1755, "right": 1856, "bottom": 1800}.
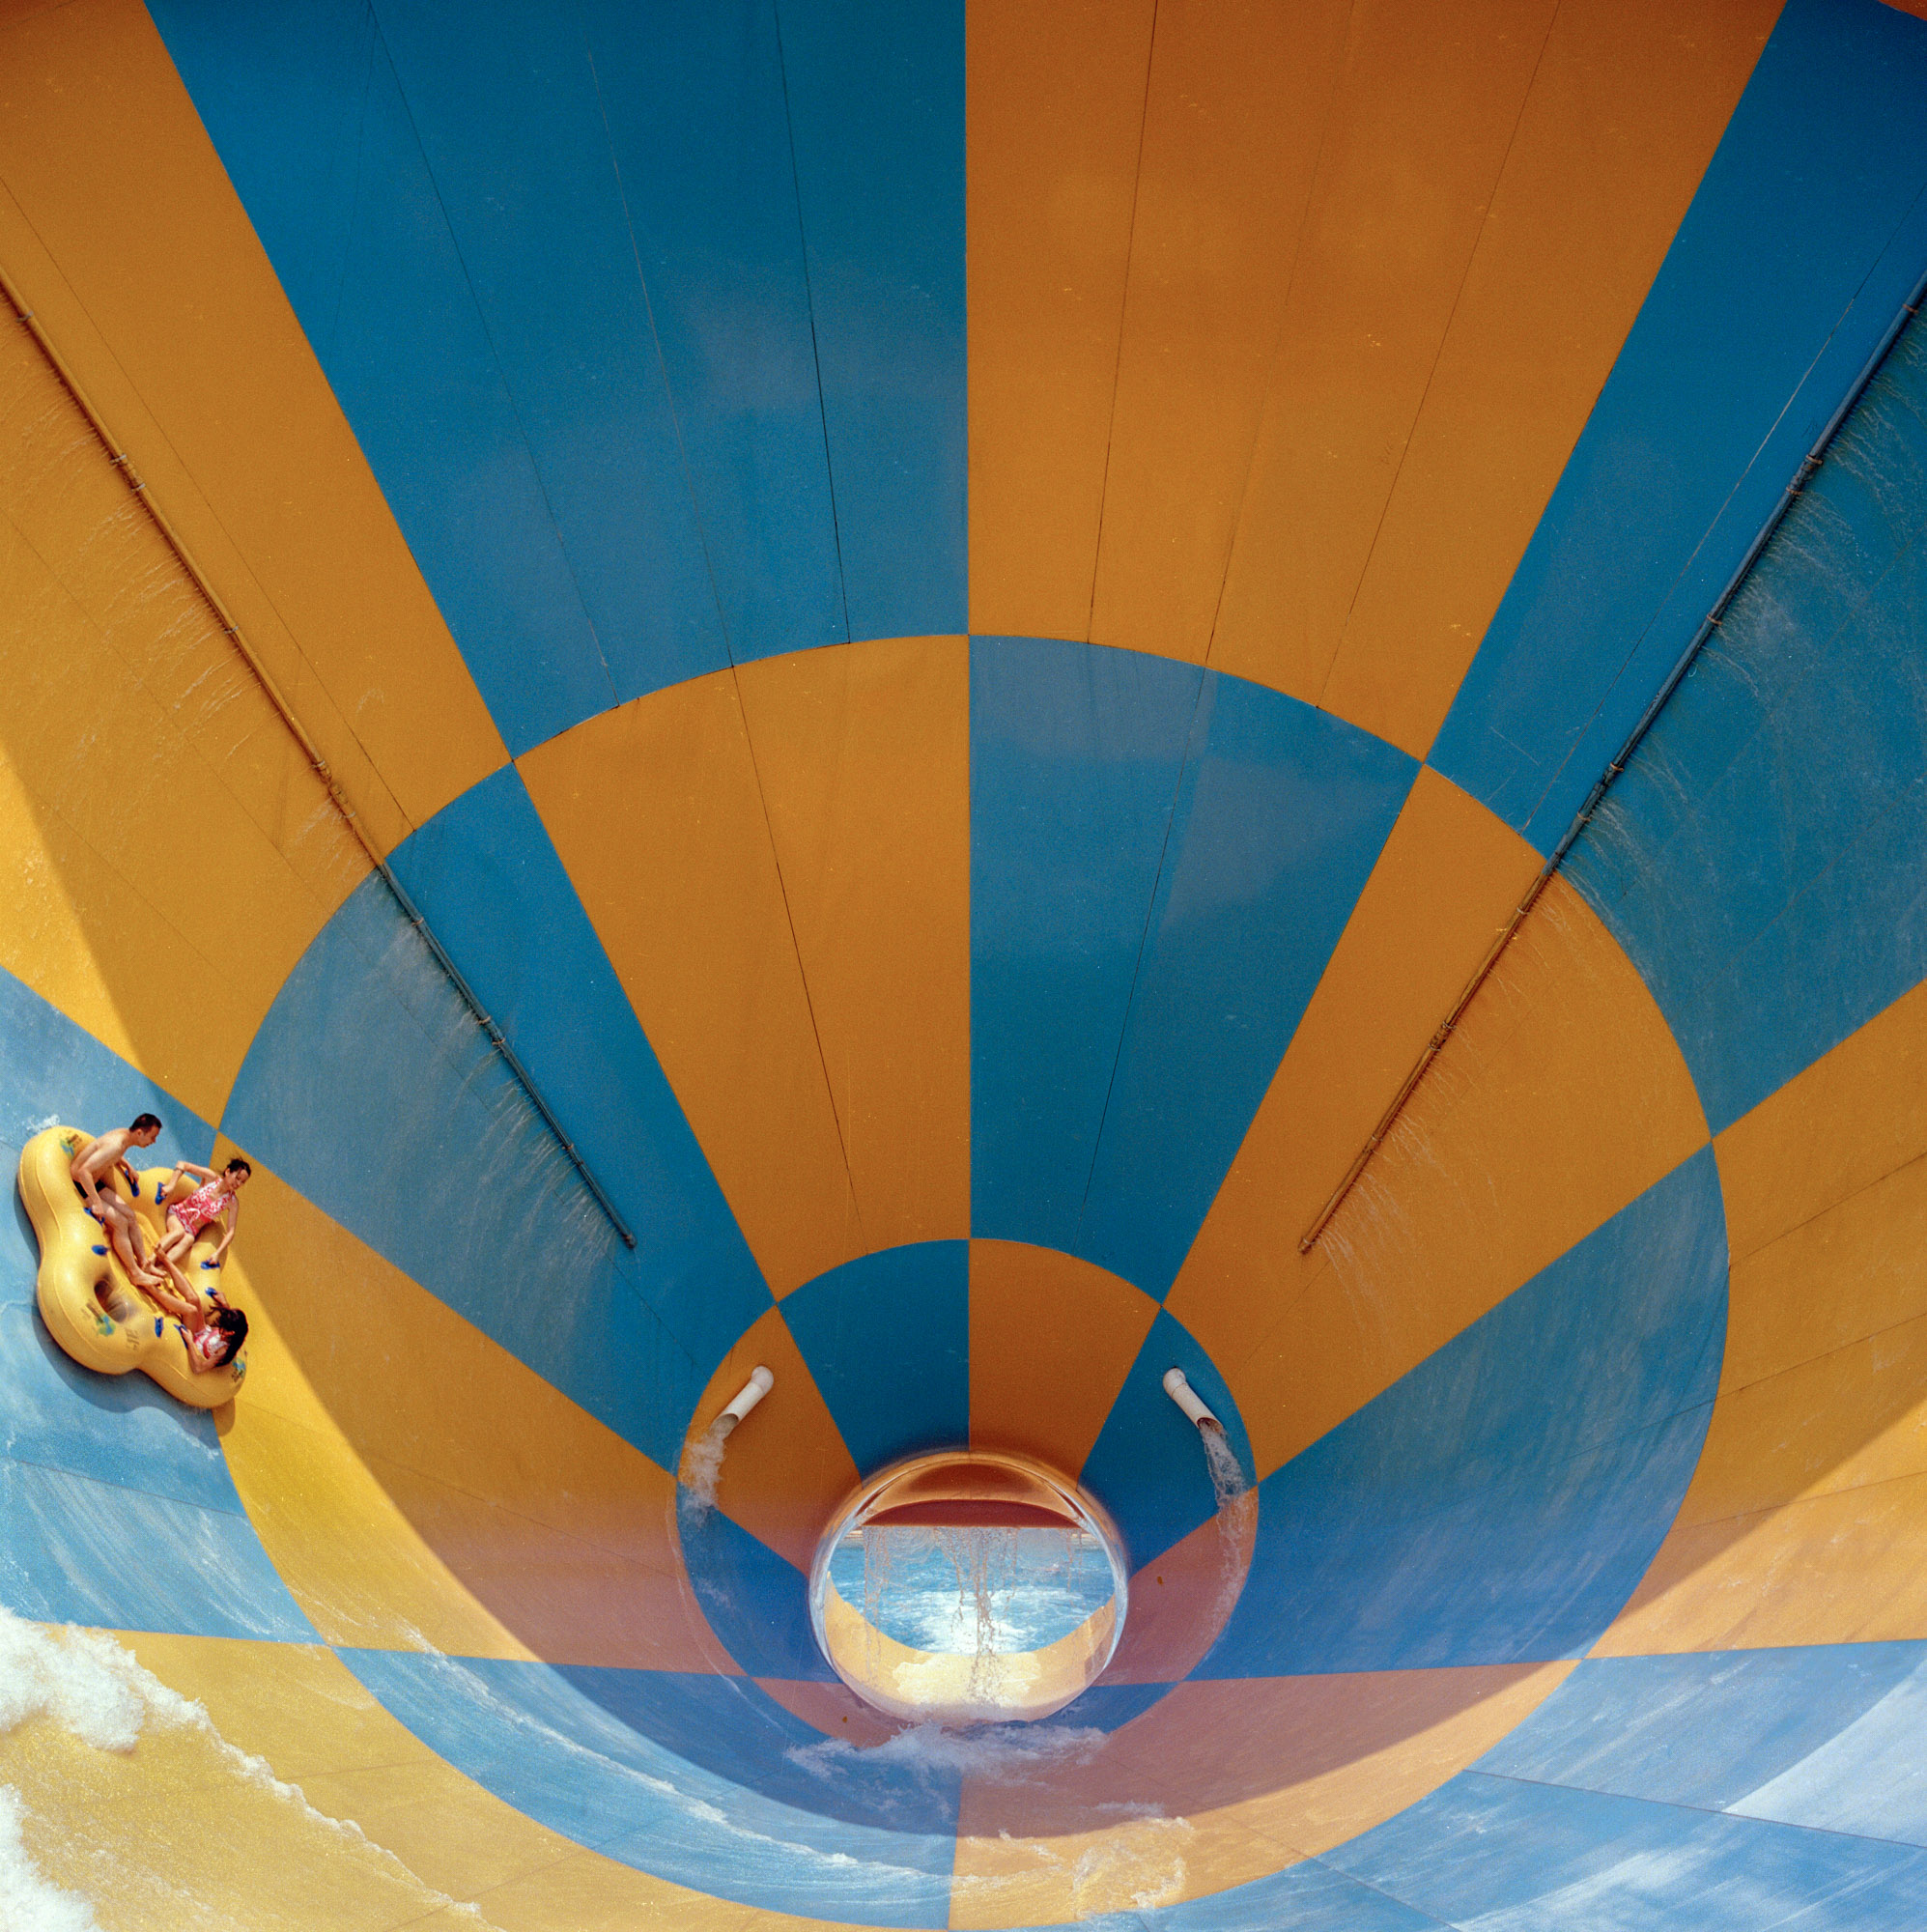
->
{"left": 732, "top": 638, "right": 971, "bottom": 1251}
{"left": 969, "top": 1239, "right": 1158, "bottom": 1475}
{"left": 1595, "top": 1474, "right": 1927, "bottom": 1656}
{"left": 0, "top": 0, "right": 505, "bottom": 845}
{"left": 1166, "top": 768, "right": 1543, "bottom": 1469}
{"left": 1087, "top": 0, "right": 1352, "bottom": 664}
{"left": 1716, "top": 969, "right": 1927, "bottom": 1265}
{"left": 1319, "top": 0, "right": 1779, "bottom": 755}
{"left": 966, "top": 0, "right": 1156, "bottom": 639}
{"left": 1103, "top": 1496, "right": 1258, "bottom": 1685}
{"left": 950, "top": 1664, "right": 1573, "bottom": 1925}
{"left": 520, "top": 671, "right": 862, "bottom": 1297}
{"left": 217, "top": 1151, "right": 733, "bottom": 1671}
{"left": 1211, "top": 0, "right": 1559, "bottom": 704}
{"left": 684, "top": 1302, "right": 860, "bottom": 1577}
{"left": 1193, "top": 866, "right": 1707, "bottom": 1481}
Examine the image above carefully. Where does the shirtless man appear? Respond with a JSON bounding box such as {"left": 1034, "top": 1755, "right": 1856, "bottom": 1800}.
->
{"left": 70, "top": 1113, "right": 164, "bottom": 1287}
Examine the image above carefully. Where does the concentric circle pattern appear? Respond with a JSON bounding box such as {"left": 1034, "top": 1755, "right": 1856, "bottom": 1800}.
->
{"left": 5, "top": 1, "right": 1927, "bottom": 1926}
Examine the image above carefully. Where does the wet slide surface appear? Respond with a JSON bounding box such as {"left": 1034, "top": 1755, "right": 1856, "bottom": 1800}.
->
{"left": 4, "top": 0, "right": 1927, "bottom": 1924}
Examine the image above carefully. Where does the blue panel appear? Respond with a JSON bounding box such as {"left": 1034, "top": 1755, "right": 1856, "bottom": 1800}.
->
{"left": 372, "top": 0, "right": 729, "bottom": 705}
{"left": 0, "top": 963, "right": 214, "bottom": 1170}
{"left": 971, "top": 639, "right": 1205, "bottom": 1253}
{"left": 1567, "top": 313, "right": 1927, "bottom": 1132}
{"left": 778, "top": 0, "right": 967, "bottom": 639}
{"left": 558, "top": 1666, "right": 959, "bottom": 1833}
{"left": 0, "top": 1458, "right": 313, "bottom": 1640}
{"left": 341, "top": 1649, "right": 956, "bottom": 1926}
{"left": 1069, "top": 1857, "right": 1450, "bottom": 1931}
{"left": 1329, "top": 1772, "right": 1927, "bottom": 1931}
{"left": 1079, "top": 1310, "right": 1256, "bottom": 1573}
{"left": 1431, "top": 0, "right": 1927, "bottom": 848}
{"left": 581, "top": 0, "right": 846, "bottom": 665}
{"left": 383, "top": 767, "right": 771, "bottom": 1375}
{"left": 145, "top": 0, "right": 616, "bottom": 753}
{"left": 1479, "top": 1645, "right": 1927, "bottom": 1847}
{"left": 675, "top": 1498, "right": 834, "bottom": 1682}
{"left": 0, "top": 1302, "right": 241, "bottom": 1520}
{"left": 779, "top": 1242, "right": 970, "bottom": 1474}
{"left": 1076, "top": 671, "right": 1416, "bottom": 1295}
{"left": 1201, "top": 1150, "right": 1727, "bottom": 1676}
{"left": 220, "top": 869, "right": 720, "bottom": 1472}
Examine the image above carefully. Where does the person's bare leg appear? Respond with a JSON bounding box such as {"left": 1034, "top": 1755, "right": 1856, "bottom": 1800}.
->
{"left": 149, "top": 1250, "right": 204, "bottom": 1327}
{"left": 101, "top": 1205, "right": 161, "bottom": 1288}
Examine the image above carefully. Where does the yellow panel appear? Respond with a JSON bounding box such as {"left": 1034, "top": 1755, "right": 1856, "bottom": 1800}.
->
{"left": 1716, "top": 970, "right": 1927, "bottom": 1265}
{"left": 969, "top": 1239, "right": 1158, "bottom": 1475}
{"left": 1318, "top": 0, "right": 1778, "bottom": 755}
{"left": 520, "top": 672, "right": 861, "bottom": 1296}
{"left": 1596, "top": 1473, "right": 1927, "bottom": 1655}
{"left": 1185, "top": 859, "right": 1707, "bottom": 1481}
{"left": 217, "top": 1151, "right": 733, "bottom": 1671}
{"left": 1087, "top": 0, "right": 1353, "bottom": 664}
{"left": 1211, "top": 0, "right": 1558, "bottom": 704}
{"left": 949, "top": 1663, "right": 1573, "bottom": 1926}
{"left": 0, "top": 340, "right": 363, "bottom": 1117}
{"left": 92, "top": 1632, "right": 772, "bottom": 1931}
{"left": 966, "top": 0, "right": 1156, "bottom": 639}
{"left": 1167, "top": 769, "right": 1539, "bottom": 1470}
{"left": 0, "top": 0, "right": 506, "bottom": 843}
{"left": 688, "top": 1303, "right": 860, "bottom": 1576}
{"left": 732, "top": 638, "right": 971, "bottom": 1250}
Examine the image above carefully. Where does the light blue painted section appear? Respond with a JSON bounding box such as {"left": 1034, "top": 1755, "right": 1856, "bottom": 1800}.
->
{"left": 373, "top": 0, "right": 728, "bottom": 704}
{"left": 675, "top": 1498, "right": 833, "bottom": 1682}
{"left": 1568, "top": 311, "right": 1927, "bottom": 1132}
{"left": 780, "top": 1242, "right": 970, "bottom": 1475}
{"left": 581, "top": 0, "right": 847, "bottom": 665}
{"left": 971, "top": 639, "right": 1414, "bottom": 1294}
{"left": 383, "top": 765, "right": 771, "bottom": 1376}
{"left": 1328, "top": 1772, "right": 1927, "bottom": 1931}
{"left": 778, "top": 0, "right": 967, "bottom": 640}
{"left": 1479, "top": 1644, "right": 1927, "bottom": 1850}
{"left": 558, "top": 1665, "right": 960, "bottom": 1833}
{"left": 145, "top": 0, "right": 616, "bottom": 753}
{"left": 0, "top": 1457, "right": 313, "bottom": 1639}
{"left": 1080, "top": 1309, "right": 1255, "bottom": 1573}
{"left": 1075, "top": 668, "right": 1415, "bottom": 1296}
{"left": 1058, "top": 1859, "right": 1451, "bottom": 1931}
{"left": 972, "top": 638, "right": 1203, "bottom": 1259}
{"left": 220, "top": 869, "right": 711, "bottom": 1473}
{"left": 0, "top": 962, "right": 213, "bottom": 1171}
{"left": 1201, "top": 1150, "right": 1726, "bottom": 1676}
{"left": 1430, "top": 0, "right": 1927, "bottom": 849}
{"left": 341, "top": 1648, "right": 957, "bottom": 1926}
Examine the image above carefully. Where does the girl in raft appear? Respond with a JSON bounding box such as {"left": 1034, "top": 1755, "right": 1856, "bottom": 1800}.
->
{"left": 153, "top": 1156, "right": 250, "bottom": 1270}
{"left": 147, "top": 1250, "right": 248, "bottom": 1373}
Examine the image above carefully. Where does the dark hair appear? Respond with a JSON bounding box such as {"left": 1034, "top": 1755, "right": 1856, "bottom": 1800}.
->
{"left": 223, "top": 1157, "right": 252, "bottom": 1178}
{"left": 129, "top": 1113, "right": 162, "bottom": 1134}
{"left": 209, "top": 1307, "right": 248, "bottom": 1368}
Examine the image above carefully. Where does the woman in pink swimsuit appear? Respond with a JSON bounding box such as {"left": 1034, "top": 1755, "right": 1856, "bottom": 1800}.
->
{"left": 153, "top": 1156, "right": 251, "bottom": 1270}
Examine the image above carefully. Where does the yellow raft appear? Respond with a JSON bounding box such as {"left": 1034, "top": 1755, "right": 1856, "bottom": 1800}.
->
{"left": 17, "top": 1125, "right": 246, "bottom": 1408}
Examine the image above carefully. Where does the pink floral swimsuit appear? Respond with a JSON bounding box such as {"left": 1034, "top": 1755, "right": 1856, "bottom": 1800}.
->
{"left": 171, "top": 1180, "right": 234, "bottom": 1238}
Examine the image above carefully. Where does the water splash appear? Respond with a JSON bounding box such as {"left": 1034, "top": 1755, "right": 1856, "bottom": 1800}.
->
{"left": 1199, "top": 1422, "right": 1248, "bottom": 1514}
{"left": 0, "top": 1606, "right": 504, "bottom": 1931}
{"left": 679, "top": 1419, "right": 729, "bottom": 1524}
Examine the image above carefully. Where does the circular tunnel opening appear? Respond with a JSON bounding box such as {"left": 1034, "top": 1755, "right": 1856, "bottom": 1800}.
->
{"left": 807, "top": 1450, "right": 1128, "bottom": 1726}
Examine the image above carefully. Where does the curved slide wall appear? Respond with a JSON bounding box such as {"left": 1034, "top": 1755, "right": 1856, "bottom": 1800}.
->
{"left": 4, "top": 0, "right": 1927, "bottom": 1924}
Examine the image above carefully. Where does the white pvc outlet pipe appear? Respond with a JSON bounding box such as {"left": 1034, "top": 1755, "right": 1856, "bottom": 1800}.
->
{"left": 715, "top": 1365, "right": 774, "bottom": 1437}
{"left": 1163, "top": 1367, "right": 1222, "bottom": 1432}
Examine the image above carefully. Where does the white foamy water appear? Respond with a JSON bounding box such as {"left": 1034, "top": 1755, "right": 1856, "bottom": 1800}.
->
{"left": 679, "top": 1419, "right": 729, "bottom": 1523}
{"left": 1200, "top": 1421, "right": 1248, "bottom": 1513}
{"left": 0, "top": 1605, "right": 504, "bottom": 1931}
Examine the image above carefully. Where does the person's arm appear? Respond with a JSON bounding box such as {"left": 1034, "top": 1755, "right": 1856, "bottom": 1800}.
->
{"left": 70, "top": 1141, "right": 106, "bottom": 1207}
{"left": 173, "top": 1161, "right": 216, "bottom": 1185}
{"left": 147, "top": 1253, "right": 204, "bottom": 1326}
